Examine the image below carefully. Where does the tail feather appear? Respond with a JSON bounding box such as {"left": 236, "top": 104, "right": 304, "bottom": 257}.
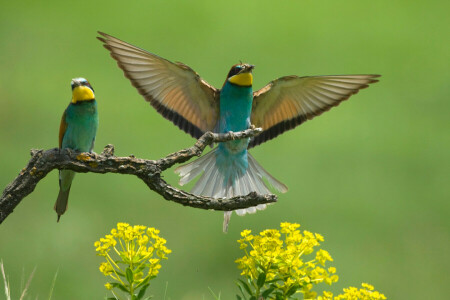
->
{"left": 54, "top": 187, "right": 71, "bottom": 222}
{"left": 223, "top": 211, "right": 232, "bottom": 232}
{"left": 175, "top": 149, "right": 287, "bottom": 232}
{"left": 190, "top": 156, "right": 217, "bottom": 196}
{"left": 248, "top": 154, "right": 288, "bottom": 193}
{"left": 210, "top": 167, "right": 224, "bottom": 198}
{"left": 203, "top": 167, "right": 221, "bottom": 197}
{"left": 54, "top": 170, "right": 75, "bottom": 222}
{"left": 177, "top": 152, "right": 214, "bottom": 185}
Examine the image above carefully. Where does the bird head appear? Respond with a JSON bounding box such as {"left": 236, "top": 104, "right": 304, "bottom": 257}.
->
{"left": 71, "top": 77, "right": 95, "bottom": 103}
{"left": 226, "top": 63, "right": 254, "bottom": 87}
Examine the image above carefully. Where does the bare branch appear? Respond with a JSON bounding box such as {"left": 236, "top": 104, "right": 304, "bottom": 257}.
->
{"left": 0, "top": 128, "right": 277, "bottom": 224}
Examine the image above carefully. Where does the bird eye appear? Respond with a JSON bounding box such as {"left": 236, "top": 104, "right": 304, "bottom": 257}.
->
{"left": 227, "top": 65, "right": 242, "bottom": 78}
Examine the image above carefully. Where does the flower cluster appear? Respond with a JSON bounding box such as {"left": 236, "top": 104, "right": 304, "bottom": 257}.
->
{"left": 236, "top": 222, "right": 338, "bottom": 299}
{"left": 94, "top": 222, "right": 171, "bottom": 299}
{"left": 318, "top": 283, "right": 386, "bottom": 300}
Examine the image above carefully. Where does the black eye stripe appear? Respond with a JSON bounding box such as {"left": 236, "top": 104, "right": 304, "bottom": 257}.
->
{"left": 71, "top": 81, "right": 94, "bottom": 92}
{"left": 227, "top": 66, "right": 242, "bottom": 78}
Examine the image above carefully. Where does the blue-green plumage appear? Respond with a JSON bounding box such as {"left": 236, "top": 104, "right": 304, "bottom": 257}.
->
{"left": 62, "top": 101, "right": 98, "bottom": 151}
{"left": 98, "top": 32, "right": 380, "bottom": 232}
{"left": 177, "top": 65, "right": 287, "bottom": 231}
{"left": 55, "top": 78, "right": 98, "bottom": 221}
{"left": 216, "top": 82, "right": 252, "bottom": 186}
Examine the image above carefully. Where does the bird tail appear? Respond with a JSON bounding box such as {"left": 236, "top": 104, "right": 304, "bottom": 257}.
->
{"left": 54, "top": 170, "right": 75, "bottom": 222}
{"left": 175, "top": 149, "right": 287, "bottom": 232}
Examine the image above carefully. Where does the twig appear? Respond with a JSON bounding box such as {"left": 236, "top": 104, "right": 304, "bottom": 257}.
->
{"left": 0, "top": 128, "right": 277, "bottom": 224}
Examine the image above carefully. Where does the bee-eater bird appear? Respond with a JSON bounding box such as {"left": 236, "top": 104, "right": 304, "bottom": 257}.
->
{"left": 97, "top": 32, "right": 379, "bottom": 231}
{"left": 55, "top": 78, "right": 98, "bottom": 221}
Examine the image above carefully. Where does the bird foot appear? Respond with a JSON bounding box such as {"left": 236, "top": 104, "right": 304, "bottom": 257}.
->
{"left": 76, "top": 152, "right": 93, "bottom": 162}
{"left": 63, "top": 148, "right": 75, "bottom": 156}
{"left": 90, "top": 152, "right": 100, "bottom": 159}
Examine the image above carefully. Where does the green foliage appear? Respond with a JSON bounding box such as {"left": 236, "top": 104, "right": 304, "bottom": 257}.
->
{"left": 0, "top": 1, "right": 448, "bottom": 299}
{"left": 235, "top": 223, "right": 385, "bottom": 300}
{"left": 95, "top": 223, "right": 171, "bottom": 299}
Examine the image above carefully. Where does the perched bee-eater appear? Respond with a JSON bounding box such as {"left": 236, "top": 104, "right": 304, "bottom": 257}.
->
{"left": 55, "top": 78, "right": 98, "bottom": 221}
{"left": 98, "top": 32, "right": 379, "bottom": 231}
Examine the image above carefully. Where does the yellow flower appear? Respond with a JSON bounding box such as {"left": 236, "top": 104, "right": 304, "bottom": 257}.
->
{"left": 241, "top": 229, "right": 251, "bottom": 237}
{"left": 104, "top": 283, "right": 113, "bottom": 290}
{"left": 99, "top": 262, "right": 113, "bottom": 276}
{"left": 334, "top": 283, "right": 387, "bottom": 300}
{"left": 235, "top": 222, "right": 386, "bottom": 300}
{"left": 362, "top": 283, "right": 375, "bottom": 291}
{"left": 95, "top": 222, "right": 171, "bottom": 297}
{"left": 316, "top": 249, "right": 333, "bottom": 265}
{"left": 139, "top": 234, "right": 149, "bottom": 246}
{"left": 236, "top": 222, "right": 339, "bottom": 298}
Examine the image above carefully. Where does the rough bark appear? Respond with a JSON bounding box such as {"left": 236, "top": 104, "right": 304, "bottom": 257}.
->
{"left": 0, "top": 128, "right": 277, "bottom": 224}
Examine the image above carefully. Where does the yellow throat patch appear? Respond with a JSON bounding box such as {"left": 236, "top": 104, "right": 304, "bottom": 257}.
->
{"left": 229, "top": 72, "right": 253, "bottom": 86}
{"left": 72, "top": 86, "right": 95, "bottom": 103}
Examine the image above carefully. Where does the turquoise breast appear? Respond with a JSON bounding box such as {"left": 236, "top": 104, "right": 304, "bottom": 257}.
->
{"left": 63, "top": 101, "right": 98, "bottom": 152}
{"left": 218, "top": 82, "right": 253, "bottom": 154}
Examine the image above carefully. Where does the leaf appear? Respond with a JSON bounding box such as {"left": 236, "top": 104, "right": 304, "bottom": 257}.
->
{"left": 265, "top": 278, "right": 282, "bottom": 284}
{"left": 285, "top": 284, "right": 300, "bottom": 297}
{"left": 256, "top": 273, "right": 266, "bottom": 288}
{"left": 237, "top": 279, "right": 253, "bottom": 296}
{"left": 236, "top": 282, "right": 247, "bottom": 300}
{"left": 135, "top": 264, "right": 146, "bottom": 273}
{"left": 126, "top": 267, "right": 134, "bottom": 284}
{"left": 137, "top": 284, "right": 150, "bottom": 300}
{"left": 247, "top": 277, "right": 253, "bottom": 286}
{"left": 249, "top": 296, "right": 257, "bottom": 300}
{"left": 136, "top": 276, "right": 151, "bottom": 289}
{"left": 208, "top": 287, "right": 221, "bottom": 300}
{"left": 275, "top": 292, "right": 284, "bottom": 300}
{"left": 116, "top": 271, "right": 126, "bottom": 277}
{"left": 256, "top": 265, "right": 268, "bottom": 275}
{"left": 236, "top": 295, "right": 243, "bottom": 300}
{"left": 261, "top": 287, "right": 275, "bottom": 298}
{"left": 111, "top": 282, "right": 129, "bottom": 293}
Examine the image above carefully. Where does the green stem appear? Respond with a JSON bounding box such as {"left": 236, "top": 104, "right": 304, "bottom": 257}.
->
{"left": 106, "top": 252, "right": 121, "bottom": 271}
{"left": 129, "top": 282, "right": 134, "bottom": 298}
{"left": 105, "top": 255, "right": 125, "bottom": 286}
{"left": 255, "top": 283, "right": 260, "bottom": 298}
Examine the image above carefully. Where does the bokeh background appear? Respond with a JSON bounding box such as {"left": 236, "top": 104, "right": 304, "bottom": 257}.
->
{"left": 0, "top": 0, "right": 448, "bottom": 299}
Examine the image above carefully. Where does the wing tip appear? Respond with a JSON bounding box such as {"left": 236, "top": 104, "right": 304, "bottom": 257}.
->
{"left": 97, "top": 31, "right": 112, "bottom": 40}
{"left": 97, "top": 36, "right": 107, "bottom": 43}
{"left": 368, "top": 74, "right": 381, "bottom": 84}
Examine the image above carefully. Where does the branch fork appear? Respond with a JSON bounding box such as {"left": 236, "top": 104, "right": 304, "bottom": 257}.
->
{"left": 0, "top": 128, "right": 277, "bottom": 224}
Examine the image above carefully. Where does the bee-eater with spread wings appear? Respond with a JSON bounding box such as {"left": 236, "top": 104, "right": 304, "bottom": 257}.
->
{"left": 98, "top": 32, "right": 379, "bottom": 231}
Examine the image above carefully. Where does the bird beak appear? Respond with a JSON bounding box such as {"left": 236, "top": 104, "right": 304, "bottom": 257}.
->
{"left": 71, "top": 79, "right": 81, "bottom": 88}
{"left": 242, "top": 64, "right": 255, "bottom": 73}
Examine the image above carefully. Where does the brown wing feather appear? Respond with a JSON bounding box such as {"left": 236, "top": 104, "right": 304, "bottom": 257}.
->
{"left": 59, "top": 109, "right": 68, "bottom": 149}
{"left": 249, "top": 74, "right": 380, "bottom": 148}
{"left": 97, "top": 32, "right": 219, "bottom": 139}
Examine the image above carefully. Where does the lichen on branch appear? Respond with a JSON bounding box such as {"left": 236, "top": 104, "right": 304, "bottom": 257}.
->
{"left": 0, "top": 128, "right": 277, "bottom": 224}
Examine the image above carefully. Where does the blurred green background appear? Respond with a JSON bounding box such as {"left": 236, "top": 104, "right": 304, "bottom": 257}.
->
{"left": 0, "top": 0, "right": 448, "bottom": 299}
